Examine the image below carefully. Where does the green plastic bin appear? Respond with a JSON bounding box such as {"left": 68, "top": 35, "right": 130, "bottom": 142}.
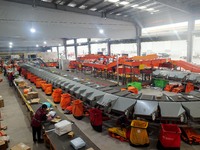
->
{"left": 153, "top": 78, "right": 169, "bottom": 89}
{"left": 127, "top": 82, "right": 142, "bottom": 90}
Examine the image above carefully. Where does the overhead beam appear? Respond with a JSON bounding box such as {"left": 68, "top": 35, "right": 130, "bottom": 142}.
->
{"left": 155, "top": 0, "right": 190, "bottom": 14}
{"left": 75, "top": 0, "right": 90, "bottom": 8}
{"left": 5, "top": 0, "right": 134, "bottom": 23}
{"left": 86, "top": 0, "right": 104, "bottom": 10}
{"left": 96, "top": 3, "right": 114, "bottom": 11}
{"left": 63, "top": 0, "right": 74, "bottom": 6}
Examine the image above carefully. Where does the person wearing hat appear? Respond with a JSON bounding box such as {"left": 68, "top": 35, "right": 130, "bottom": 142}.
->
{"left": 31, "top": 104, "right": 48, "bottom": 143}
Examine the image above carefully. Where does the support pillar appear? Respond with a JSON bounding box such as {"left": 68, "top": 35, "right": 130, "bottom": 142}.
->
{"left": 74, "top": 39, "right": 78, "bottom": 60}
{"left": 88, "top": 38, "right": 91, "bottom": 54}
{"left": 63, "top": 38, "right": 67, "bottom": 59}
{"left": 187, "top": 18, "right": 195, "bottom": 62}
{"left": 56, "top": 46, "right": 61, "bottom": 69}
{"left": 136, "top": 25, "right": 142, "bottom": 56}
{"left": 107, "top": 39, "right": 111, "bottom": 56}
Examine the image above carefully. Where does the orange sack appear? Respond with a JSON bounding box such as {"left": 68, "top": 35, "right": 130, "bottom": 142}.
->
{"left": 44, "top": 84, "right": 53, "bottom": 95}
{"left": 60, "top": 93, "right": 71, "bottom": 110}
{"left": 52, "top": 88, "right": 62, "bottom": 103}
{"left": 72, "top": 99, "right": 83, "bottom": 120}
{"left": 37, "top": 80, "right": 46, "bottom": 88}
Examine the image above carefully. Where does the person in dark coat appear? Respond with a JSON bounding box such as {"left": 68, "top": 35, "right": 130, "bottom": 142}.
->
{"left": 31, "top": 104, "right": 48, "bottom": 143}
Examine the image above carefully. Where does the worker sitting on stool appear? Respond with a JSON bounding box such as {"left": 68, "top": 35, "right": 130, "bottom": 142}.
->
{"left": 31, "top": 104, "right": 48, "bottom": 143}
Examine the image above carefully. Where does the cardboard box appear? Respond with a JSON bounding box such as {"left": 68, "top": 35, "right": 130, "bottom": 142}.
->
{"left": 10, "top": 142, "right": 31, "bottom": 150}
{"left": 55, "top": 120, "right": 72, "bottom": 136}
{"left": 86, "top": 148, "right": 94, "bottom": 150}
{"left": 67, "top": 131, "right": 74, "bottom": 138}
{"left": 0, "top": 95, "right": 4, "bottom": 108}
{"left": 0, "top": 140, "right": 7, "bottom": 150}
{"left": 25, "top": 92, "right": 38, "bottom": 100}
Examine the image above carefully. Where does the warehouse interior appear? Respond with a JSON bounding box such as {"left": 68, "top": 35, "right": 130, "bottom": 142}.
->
{"left": 1, "top": 0, "right": 200, "bottom": 150}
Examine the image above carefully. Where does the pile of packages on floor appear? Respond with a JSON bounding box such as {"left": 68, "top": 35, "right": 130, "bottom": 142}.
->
{"left": 0, "top": 95, "right": 9, "bottom": 150}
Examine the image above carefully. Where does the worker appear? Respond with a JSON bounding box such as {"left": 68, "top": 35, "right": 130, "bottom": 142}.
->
{"left": 8, "top": 72, "right": 14, "bottom": 87}
{"left": 31, "top": 104, "right": 48, "bottom": 143}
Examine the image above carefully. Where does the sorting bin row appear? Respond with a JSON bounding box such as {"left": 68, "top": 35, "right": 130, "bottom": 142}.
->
{"left": 21, "top": 64, "right": 200, "bottom": 123}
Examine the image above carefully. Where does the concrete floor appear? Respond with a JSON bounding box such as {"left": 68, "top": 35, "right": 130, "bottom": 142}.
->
{"left": 1, "top": 73, "right": 200, "bottom": 150}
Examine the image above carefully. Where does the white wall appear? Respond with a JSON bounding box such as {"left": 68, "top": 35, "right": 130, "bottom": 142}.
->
{"left": 111, "top": 43, "right": 137, "bottom": 57}
{"left": 67, "top": 46, "right": 75, "bottom": 60}
{"left": 91, "top": 43, "right": 107, "bottom": 55}
{"left": 141, "top": 40, "right": 187, "bottom": 59}
{"left": 0, "top": 1, "right": 135, "bottom": 47}
{"left": 77, "top": 45, "right": 88, "bottom": 57}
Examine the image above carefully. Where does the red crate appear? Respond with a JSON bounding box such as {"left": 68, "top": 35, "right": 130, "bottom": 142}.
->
{"left": 159, "top": 124, "right": 181, "bottom": 148}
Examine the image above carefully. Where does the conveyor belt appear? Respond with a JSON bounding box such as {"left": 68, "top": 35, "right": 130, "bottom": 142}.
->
{"left": 114, "top": 90, "right": 130, "bottom": 97}
{"left": 14, "top": 79, "right": 100, "bottom": 150}
{"left": 134, "top": 100, "right": 158, "bottom": 117}
{"left": 105, "top": 89, "right": 121, "bottom": 94}
{"left": 139, "top": 94, "right": 154, "bottom": 100}
{"left": 20, "top": 64, "right": 200, "bottom": 123}
{"left": 111, "top": 97, "right": 136, "bottom": 113}
{"left": 182, "top": 101, "right": 200, "bottom": 121}
{"left": 159, "top": 102, "right": 185, "bottom": 119}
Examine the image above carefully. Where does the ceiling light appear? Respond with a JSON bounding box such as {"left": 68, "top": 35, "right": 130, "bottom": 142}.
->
{"left": 90, "top": 8, "right": 97, "bottom": 11}
{"left": 131, "top": 4, "right": 138, "bottom": 8}
{"left": 9, "top": 45, "right": 12, "bottom": 48}
{"left": 99, "top": 29, "right": 104, "bottom": 34}
{"left": 68, "top": 3, "right": 76, "bottom": 7}
{"left": 58, "top": 44, "right": 61, "bottom": 46}
{"left": 116, "top": 13, "right": 121, "bottom": 16}
{"left": 36, "top": 44, "right": 39, "bottom": 47}
{"left": 30, "top": 27, "right": 36, "bottom": 33}
{"left": 108, "top": 0, "right": 119, "bottom": 2}
{"left": 153, "top": 10, "right": 160, "bottom": 13}
{"left": 9, "top": 42, "right": 13, "bottom": 45}
{"left": 43, "top": 41, "right": 47, "bottom": 44}
{"left": 146, "top": 8, "right": 155, "bottom": 11}
{"left": 79, "top": 5, "right": 87, "bottom": 9}
{"left": 138, "top": 6, "right": 147, "bottom": 9}
{"left": 120, "top": 1, "right": 129, "bottom": 5}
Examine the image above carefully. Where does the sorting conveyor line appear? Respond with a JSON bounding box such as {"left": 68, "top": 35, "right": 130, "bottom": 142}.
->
{"left": 134, "top": 100, "right": 158, "bottom": 119}
{"left": 181, "top": 94, "right": 200, "bottom": 101}
{"left": 139, "top": 94, "right": 154, "bottom": 100}
{"left": 97, "top": 93, "right": 118, "bottom": 107}
{"left": 74, "top": 85, "right": 87, "bottom": 98}
{"left": 86, "top": 90, "right": 106, "bottom": 106}
{"left": 64, "top": 81, "right": 76, "bottom": 92}
{"left": 187, "top": 73, "right": 200, "bottom": 82}
{"left": 97, "top": 87, "right": 113, "bottom": 92}
{"left": 69, "top": 82, "right": 82, "bottom": 95}
{"left": 168, "top": 95, "right": 187, "bottom": 102}
{"left": 111, "top": 97, "right": 136, "bottom": 113}
{"left": 159, "top": 102, "right": 186, "bottom": 122}
{"left": 20, "top": 63, "right": 200, "bottom": 122}
{"left": 182, "top": 102, "right": 200, "bottom": 121}
{"left": 189, "top": 91, "right": 200, "bottom": 98}
{"left": 105, "top": 89, "right": 121, "bottom": 94}
{"left": 114, "top": 90, "right": 130, "bottom": 97}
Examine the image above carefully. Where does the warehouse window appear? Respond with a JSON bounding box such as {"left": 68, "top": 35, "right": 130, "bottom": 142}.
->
{"left": 67, "top": 40, "right": 74, "bottom": 44}
{"left": 77, "top": 38, "right": 88, "bottom": 43}
{"left": 142, "top": 22, "right": 188, "bottom": 36}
